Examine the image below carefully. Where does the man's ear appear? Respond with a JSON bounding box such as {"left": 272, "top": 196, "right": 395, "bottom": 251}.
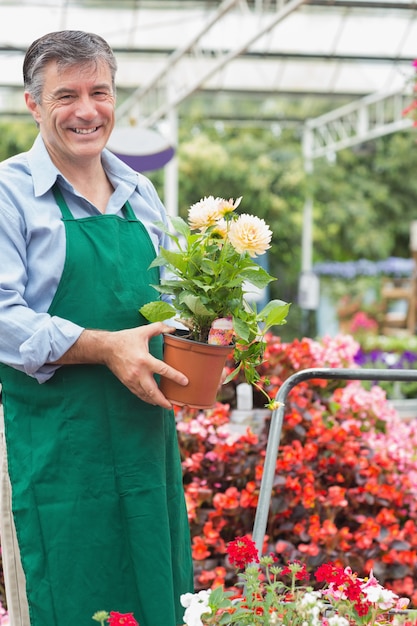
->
{"left": 25, "top": 91, "right": 41, "bottom": 125}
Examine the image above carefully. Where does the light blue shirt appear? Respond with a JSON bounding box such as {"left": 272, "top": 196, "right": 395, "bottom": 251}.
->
{"left": 0, "top": 135, "right": 171, "bottom": 383}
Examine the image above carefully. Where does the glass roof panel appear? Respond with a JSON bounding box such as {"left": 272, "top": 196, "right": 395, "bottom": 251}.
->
{"left": 0, "top": 0, "right": 415, "bottom": 121}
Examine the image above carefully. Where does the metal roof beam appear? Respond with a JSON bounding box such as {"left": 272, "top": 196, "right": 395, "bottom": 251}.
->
{"left": 303, "top": 86, "right": 414, "bottom": 162}
{"left": 300, "top": 84, "right": 415, "bottom": 279}
{"left": 115, "top": 0, "right": 241, "bottom": 123}
{"left": 118, "top": 0, "right": 308, "bottom": 127}
{"left": 309, "top": 0, "right": 415, "bottom": 7}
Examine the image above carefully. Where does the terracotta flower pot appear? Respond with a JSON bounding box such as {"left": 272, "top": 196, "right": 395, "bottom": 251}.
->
{"left": 160, "top": 333, "right": 232, "bottom": 409}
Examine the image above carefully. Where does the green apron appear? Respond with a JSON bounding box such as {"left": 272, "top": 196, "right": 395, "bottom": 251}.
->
{"left": 0, "top": 185, "right": 193, "bottom": 626}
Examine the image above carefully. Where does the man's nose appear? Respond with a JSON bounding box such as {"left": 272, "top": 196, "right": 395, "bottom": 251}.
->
{"left": 75, "top": 95, "right": 98, "bottom": 118}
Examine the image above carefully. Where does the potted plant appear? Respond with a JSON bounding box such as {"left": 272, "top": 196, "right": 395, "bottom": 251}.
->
{"left": 139, "top": 196, "right": 290, "bottom": 409}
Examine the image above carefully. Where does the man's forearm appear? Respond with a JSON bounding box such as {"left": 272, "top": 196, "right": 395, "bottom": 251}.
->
{"left": 53, "top": 329, "right": 114, "bottom": 366}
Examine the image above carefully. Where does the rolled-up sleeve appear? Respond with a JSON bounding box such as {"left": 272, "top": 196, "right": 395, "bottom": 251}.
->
{"left": 0, "top": 160, "right": 84, "bottom": 383}
{"left": 0, "top": 288, "right": 84, "bottom": 384}
{"left": 19, "top": 317, "right": 84, "bottom": 382}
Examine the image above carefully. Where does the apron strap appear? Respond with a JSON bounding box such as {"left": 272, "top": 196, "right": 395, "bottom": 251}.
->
{"left": 52, "top": 184, "right": 73, "bottom": 220}
{"left": 52, "top": 183, "right": 137, "bottom": 221}
{"left": 123, "top": 200, "right": 138, "bottom": 221}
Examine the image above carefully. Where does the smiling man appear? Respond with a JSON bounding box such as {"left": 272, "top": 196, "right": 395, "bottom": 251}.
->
{"left": 0, "top": 30, "right": 193, "bottom": 626}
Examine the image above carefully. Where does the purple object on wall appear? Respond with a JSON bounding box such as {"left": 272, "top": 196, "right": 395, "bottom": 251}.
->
{"left": 107, "top": 126, "right": 175, "bottom": 172}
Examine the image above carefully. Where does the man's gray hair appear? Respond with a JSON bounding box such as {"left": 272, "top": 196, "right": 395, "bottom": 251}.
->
{"left": 23, "top": 30, "right": 118, "bottom": 103}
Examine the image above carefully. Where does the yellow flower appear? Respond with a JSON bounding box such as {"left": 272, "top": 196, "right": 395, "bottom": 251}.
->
{"left": 188, "top": 196, "right": 224, "bottom": 230}
{"left": 228, "top": 213, "right": 272, "bottom": 257}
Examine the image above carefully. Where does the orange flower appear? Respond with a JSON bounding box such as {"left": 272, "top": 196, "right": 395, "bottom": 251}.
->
{"left": 198, "top": 566, "right": 226, "bottom": 589}
{"left": 192, "top": 536, "right": 211, "bottom": 560}
{"left": 213, "top": 486, "right": 240, "bottom": 511}
{"left": 240, "top": 481, "right": 258, "bottom": 508}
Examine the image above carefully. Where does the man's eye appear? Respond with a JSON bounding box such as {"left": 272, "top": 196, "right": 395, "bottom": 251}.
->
{"left": 59, "top": 94, "right": 75, "bottom": 101}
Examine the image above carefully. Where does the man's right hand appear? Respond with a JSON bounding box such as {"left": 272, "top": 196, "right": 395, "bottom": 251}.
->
{"left": 52, "top": 323, "right": 188, "bottom": 409}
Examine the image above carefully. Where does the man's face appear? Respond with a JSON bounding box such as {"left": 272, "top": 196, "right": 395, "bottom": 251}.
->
{"left": 25, "top": 59, "right": 115, "bottom": 168}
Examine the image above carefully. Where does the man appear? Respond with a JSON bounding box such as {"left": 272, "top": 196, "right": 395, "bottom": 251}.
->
{"left": 0, "top": 30, "right": 193, "bottom": 626}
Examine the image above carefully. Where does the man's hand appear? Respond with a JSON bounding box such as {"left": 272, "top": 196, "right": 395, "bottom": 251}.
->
{"left": 53, "top": 323, "right": 188, "bottom": 408}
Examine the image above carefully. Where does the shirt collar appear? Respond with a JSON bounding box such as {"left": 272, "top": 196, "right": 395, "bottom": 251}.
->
{"left": 28, "top": 135, "right": 60, "bottom": 197}
{"left": 28, "top": 134, "right": 140, "bottom": 198}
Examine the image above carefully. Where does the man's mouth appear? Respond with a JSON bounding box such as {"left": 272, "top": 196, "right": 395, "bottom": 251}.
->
{"left": 72, "top": 127, "right": 98, "bottom": 134}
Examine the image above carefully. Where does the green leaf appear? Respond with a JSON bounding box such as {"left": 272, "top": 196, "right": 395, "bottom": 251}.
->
{"left": 148, "top": 255, "right": 168, "bottom": 269}
{"left": 232, "top": 316, "right": 252, "bottom": 342}
{"left": 150, "top": 283, "right": 177, "bottom": 295}
{"left": 158, "top": 248, "right": 189, "bottom": 274}
{"left": 170, "top": 215, "right": 190, "bottom": 238}
{"left": 152, "top": 220, "right": 170, "bottom": 234}
{"left": 139, "top": 301, "right": 176, "bottom": 323}
{"left": 180, "top": 294, "right": 214, "bottom": 317}
{"left": 208, "top": 585, "right": 233, "bottom": 607}
{"left": 240, "top": 266, "right": 275, "bottom": 289}
{"left": 223, "top": 362, "right": 242, "bottom": 384}
{"left": 259, "top": 300, "right": 291, "bottom": 329}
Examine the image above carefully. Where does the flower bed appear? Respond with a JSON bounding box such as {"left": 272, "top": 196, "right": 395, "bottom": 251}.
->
{"left": 354, "top": 335, "right": 417, "bottom": 400}
{"left": 175, "top": 333, "right": 417, "bottom": 607}
{"left": 181, "top": 536, "right": 414, "bottom": 625}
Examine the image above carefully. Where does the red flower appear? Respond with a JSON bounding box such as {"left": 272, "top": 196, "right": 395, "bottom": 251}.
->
{"left": 281, "top": 561, "right": 309, "bottom": 581}
{"left": 108, "top": 612, "right": 139, "bottom": 626}
{"left": 315, "top": 562, "right": 343, "bottom": 584}
{"left": 355, "top": 600, "right": 371, "bottom": 617}
{"left": 227, "top": 536, "right": 259, "bottom": 569}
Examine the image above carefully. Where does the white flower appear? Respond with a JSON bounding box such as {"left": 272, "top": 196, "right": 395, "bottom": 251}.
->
{"left": 228, "top": 213, "right": 272, "bottom": 257}
{"left": 181, "top": 590, "right": 212, "bottom": 626}
{"left": 188, "top": 196, "right": 224, "bottom": 230}
{"left": 298, "top": 591, "right": 326, "bottom": 626}
{"left": 361, "top": 569, "right": 399, "bottom": 609}
{"left": 218, "top": 196, "right": 242, "bottom": 215}
{"left": 299, "top": 590, "right": 323, "bottom": 607}
{"left": 362, "top": 583, "right": 398, "bottom": 609}
{"left": 327, "top": 616, "right": 350, "bottom": 626}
